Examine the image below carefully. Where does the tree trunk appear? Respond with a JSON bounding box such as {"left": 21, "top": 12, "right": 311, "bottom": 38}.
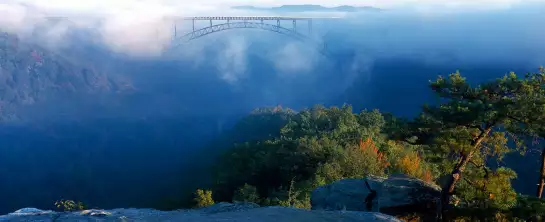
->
{"left": 537, "top": 147, "right": 545, "bottom": 198}
{"left": 440, "top": 152, "right": 474, "bottom": 209}
{"left": 439, "top": 128, "right": 491, "bottom": 220}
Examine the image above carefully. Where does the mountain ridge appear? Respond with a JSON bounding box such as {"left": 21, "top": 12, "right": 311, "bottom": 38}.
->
{"left": 0, "top": 32, "right": 133, "bottom": 121}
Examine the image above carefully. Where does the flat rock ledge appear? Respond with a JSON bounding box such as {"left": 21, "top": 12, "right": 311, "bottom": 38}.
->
{"left": 0, "top": 203, "right": 401, "bottom": 222}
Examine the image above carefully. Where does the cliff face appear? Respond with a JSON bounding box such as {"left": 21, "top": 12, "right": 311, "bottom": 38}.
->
{"left": 0, "top": 33, "right": 132, "bottom": 121}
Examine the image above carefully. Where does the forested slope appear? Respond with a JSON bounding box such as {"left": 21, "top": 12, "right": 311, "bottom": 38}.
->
{"left": 0, "top": 32, "right": 131, "bottom": 121}
{"left": 194, "top": 68, "right": 545, "bottom": 220}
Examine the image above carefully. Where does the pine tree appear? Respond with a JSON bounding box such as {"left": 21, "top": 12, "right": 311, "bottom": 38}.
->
{"left": 410, "top": 71, "right": 533, "bottom": 217}
{"left": 503, "top": 68, "right": 545, "bottom": 198}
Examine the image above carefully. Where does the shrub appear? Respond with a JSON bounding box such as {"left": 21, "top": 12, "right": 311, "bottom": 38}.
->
{"left": 54, "top": 199, "right": 87, "bottom": 211}
{"left": 194, "top": 189, "right": 215, "bottom": 208}
{"left": 233, "top": 184, "right": 260, "bottom": 203}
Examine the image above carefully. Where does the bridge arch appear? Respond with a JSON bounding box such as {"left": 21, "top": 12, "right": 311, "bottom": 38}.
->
{"left": 176, "top": 22, "right": 309, "bottom": 42}
{"left": 164, "top": 16, "right": 368, "bottom": 82}
{"left": 168, "top": 17, "right": 331, "bottom": 56}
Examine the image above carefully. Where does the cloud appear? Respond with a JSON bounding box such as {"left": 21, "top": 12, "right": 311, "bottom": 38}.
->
{"left": 268, "top": 42, "right": 318, "bottom": 76}
{"left": 0, "top": 0, "right": 544, "bottom": 86}
{"left": 216, "top": 36, "right": 248, "bottom": 83}
{"left": 0, "top": 0, "right": 540, "bottom": 53}
{"left": 6, "top": 0, "right": 538, "bottom": 11}
{"left": 98, "top": 16, "right": 173, "bottom": 57}
{"left": 0, "top": 3, "right": 44, "bottom": 34}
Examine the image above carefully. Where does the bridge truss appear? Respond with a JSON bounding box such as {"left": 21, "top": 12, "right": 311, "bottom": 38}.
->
{"left": 173, "top": 16, "right": 315, "bottom": 41}
{"left": 169, "top": 16, "right": 336, "bottom": 56}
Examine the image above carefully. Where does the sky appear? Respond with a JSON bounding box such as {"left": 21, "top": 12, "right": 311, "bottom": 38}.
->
{"left": 1, "top": 0, "right": 541, "bottom": 16}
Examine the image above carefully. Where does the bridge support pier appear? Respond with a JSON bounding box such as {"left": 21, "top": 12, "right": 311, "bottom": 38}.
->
{"left": 173, "top": 22, "right": 177, "bottom": 38}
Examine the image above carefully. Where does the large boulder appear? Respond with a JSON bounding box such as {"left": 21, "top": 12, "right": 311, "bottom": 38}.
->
{"left": 0, "top": 203, "right": 401, "bottom": 222}
{"left": 311, "top": 174, "right": 441, "bottom": 219}
{"left": 311, "top": 176, "right": 385, "bottom": 212}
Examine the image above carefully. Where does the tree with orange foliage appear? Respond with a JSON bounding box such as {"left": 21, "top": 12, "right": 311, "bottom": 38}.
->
{"left": 359, "top": 137, "right": 389, "bottom": 169}
{"left": 394, "top": 151, "right": 434, "bottom": 183}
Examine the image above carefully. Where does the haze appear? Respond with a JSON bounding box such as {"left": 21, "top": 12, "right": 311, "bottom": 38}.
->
{"left": 0, "top": 0, "right": 544, "bottom": 216}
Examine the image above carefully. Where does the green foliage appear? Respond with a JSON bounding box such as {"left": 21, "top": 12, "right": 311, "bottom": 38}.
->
{"left": 399, "top": 70, "right": 543, "bottom": 214}
{"left": 388, "top": 144, "right": 434, "bottom": 182}
{"left": 312, "top": 138, "right": 389, "bottom": 185}
{"left": 193, "top": 189, "right": 215, "bottom": 208}
{"left": 450, "top": 195, "right": 545, "bottom": 221}
{"left": 277, "top": 179, "right": 311, "bottom": 209}
{"left": 504, "top": 68, "right": 545, "bottom": 134}
{"left": 456, "top": 167, "right": 518, "bottom": 210}
{"left": 509, "top": 195, "right": 545, "bottom": 219}
{"left": 231, "top": 106, "right": 296, "bottom": 143}
{"left": 205, "top": 68, "right": 545, "bottom": 220}
{"left": 501, "top": 69, "right": 545, "bottom": 199}
{"left": 262, "top": 178, "right": 312, "bottom": 209}
{"left": 233, "top": 184, "right": 260, "bottom": 203}
{"left": 212, "top": 104, "right": 436, "bottom": 208}
{"left": 54, "top": 199, "right": 87, "bottom": 212}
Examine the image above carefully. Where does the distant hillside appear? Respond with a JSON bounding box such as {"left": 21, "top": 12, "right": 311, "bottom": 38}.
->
{"left": 0, "top": 32, "right": 132, "bottom": 121}
{"left": 232, "top": 4, "right": 382, "bottom": 13}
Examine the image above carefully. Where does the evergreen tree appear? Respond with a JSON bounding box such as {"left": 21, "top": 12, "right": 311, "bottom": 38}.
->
{"left": 411, "top": 71, "right": 532, "bottom": 217}
{"left": 503, "top": 68, "right": 545, "bottom": 198}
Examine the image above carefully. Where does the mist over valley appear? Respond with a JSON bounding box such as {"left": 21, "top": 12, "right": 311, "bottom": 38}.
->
{"left": 0, "top": 0, "right": 544, "bottom": 217}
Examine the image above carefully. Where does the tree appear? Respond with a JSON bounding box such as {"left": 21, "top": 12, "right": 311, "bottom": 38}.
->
{"left": 211, "top": 105, "right": 398, "bottom": 207}
{"left": 416, "top": 71, "right": 530, "bottom": 216}
{"left": 503, "top": 68, "right": 545, "bottom": 198}
{"left": 233, "top": 184, "right": 260, "bottom": 203}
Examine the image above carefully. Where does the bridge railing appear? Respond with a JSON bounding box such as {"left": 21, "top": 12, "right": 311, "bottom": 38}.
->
{"left": 175, "top": 16, "right": 328, "bottom": 35}
{"left": 168, "top": 16, "right": 337, "bottom": 57}
{"left": 179, "top": 16, "right": 339, "bottom": 21}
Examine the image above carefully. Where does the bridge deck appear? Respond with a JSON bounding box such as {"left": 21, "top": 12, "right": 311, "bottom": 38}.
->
{"left": 180, "top": 16, "right": 339, "bottom": 21}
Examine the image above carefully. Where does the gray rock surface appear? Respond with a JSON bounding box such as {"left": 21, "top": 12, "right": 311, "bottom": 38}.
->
{"left": 378, "top": 174, "right": 441, "bottom": 210}
{"left": 311, "top": 175, "right": 385, "bottom": 212}
{"left": 311, "top": 174, "right": 441, "bottom": 218}
{"left": 311, "top": 176, "right": 381, "bottom": 211}
{"left": 0, "top": 203, "right": 401, "bottom": 222}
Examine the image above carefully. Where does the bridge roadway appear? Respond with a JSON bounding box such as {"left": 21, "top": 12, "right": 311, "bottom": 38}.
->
{"left": 170, "top": 16, "right": 340, "bottom": 55}
{"left": 178, "top": 16, "right": 340, "bottom": 21}
{"left": 173, "top": 16, "right": 338, "bottom": 36}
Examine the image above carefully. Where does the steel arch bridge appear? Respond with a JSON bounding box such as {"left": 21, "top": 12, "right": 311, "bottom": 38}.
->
{"left": 169, "top": 16, "right": 337, "bottom": 55}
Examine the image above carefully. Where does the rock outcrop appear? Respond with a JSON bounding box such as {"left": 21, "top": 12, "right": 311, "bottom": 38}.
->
{"left": 311, "top": 176, "right": 383, "bottom": 212}
{"left": 0, "top": 203, "right": 401, "bottom": 222}
{"left": 311, "top": 174, "right": 441, "bottom": 220}
{"left": 1, "top": 174, "right": 440, "bottom": 221}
